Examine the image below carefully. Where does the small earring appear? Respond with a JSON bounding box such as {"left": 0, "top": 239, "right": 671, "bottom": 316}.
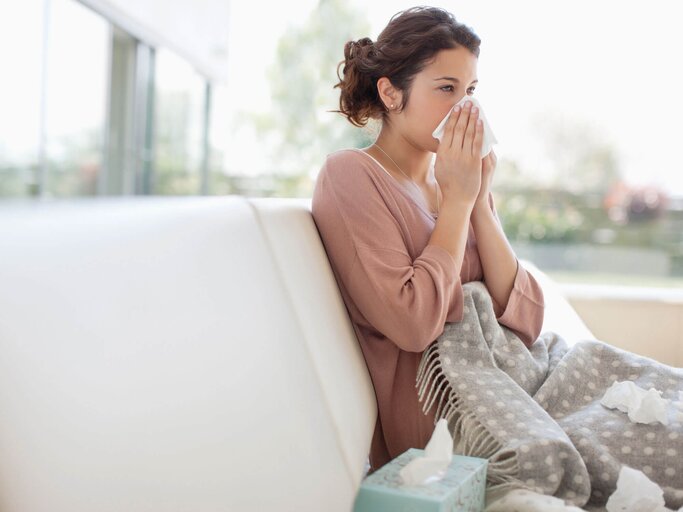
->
{"left": 390, "top": 104, "right": 395, "bottom": 108}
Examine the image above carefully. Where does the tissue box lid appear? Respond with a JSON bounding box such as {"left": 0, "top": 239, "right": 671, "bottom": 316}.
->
{"left": 354, "top": 448, "right": 487, "bottom": 511}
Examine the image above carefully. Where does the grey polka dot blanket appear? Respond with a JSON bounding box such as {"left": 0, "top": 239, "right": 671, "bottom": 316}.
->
{"left": 416, "top": 281, "right": 683, "bottom": 510}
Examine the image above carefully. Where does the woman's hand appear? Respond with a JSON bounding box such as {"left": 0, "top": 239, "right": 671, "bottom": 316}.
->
{"left": 474, "top": 148, "right": 497, "bottom": 211}
{"left": 433, "top": 100, "right": 484, "bottom": 208}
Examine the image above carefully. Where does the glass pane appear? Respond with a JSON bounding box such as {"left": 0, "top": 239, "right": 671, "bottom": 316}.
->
{"left": 216, "top": 0, "right": 373, "bottom": 198}
{"left": 432, "top": 0, "right": 683, "bottom": 288}
{"left": 207, "top": 83, "right": 234, "bottom": 195}
{"left": 153, "top": 49, "right": 205, "bottom": 195}
{"left": 0, "top": 0, "right": 43, "bottom": 197}
{"left": 45, "top": 0, "right": 109, "bottom": 197}
{"left": 347, "top": 1, "right": 683, "bottom": 288}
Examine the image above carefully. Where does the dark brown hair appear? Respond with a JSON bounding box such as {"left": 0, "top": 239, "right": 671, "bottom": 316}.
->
{"left": 332, "top": 6, "right": 481, "bottom": 127}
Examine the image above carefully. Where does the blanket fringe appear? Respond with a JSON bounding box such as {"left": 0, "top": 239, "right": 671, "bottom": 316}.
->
{"left": 416, "top": 342, "right": 523, "bottom": 494}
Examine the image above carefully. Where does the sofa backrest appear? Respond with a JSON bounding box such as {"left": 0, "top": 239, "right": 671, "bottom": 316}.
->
{"left": 248, "top": 197, "right": 377, "bottom": 479}
{"left": 0, "top": 196, "right": 373, "bottom": 512}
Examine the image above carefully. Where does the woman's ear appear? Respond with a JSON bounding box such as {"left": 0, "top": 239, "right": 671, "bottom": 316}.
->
{"left": 376, "top": 77, "right": 402, "bottom": 111}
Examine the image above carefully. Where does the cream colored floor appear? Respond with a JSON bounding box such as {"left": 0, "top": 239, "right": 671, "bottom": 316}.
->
{"left": 563, "top": 285, "right": 683, "bottom": 368}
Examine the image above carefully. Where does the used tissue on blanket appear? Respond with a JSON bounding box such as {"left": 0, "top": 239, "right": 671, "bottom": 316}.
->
{"left": 606, "top": 465, "right": 683, "bottom": 512}
{"left": 399, "top": 418, "right": 453, "bottom": 486}
{"left": 431, "top": 95, "right": 497, "bottom": 158}
{"left": 600, "top": 380, "right": 670, "bottom": 425}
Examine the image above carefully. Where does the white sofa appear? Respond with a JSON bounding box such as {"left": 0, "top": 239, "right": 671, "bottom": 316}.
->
{"left": 0, "top": 195, "right": 598, "bottom": 512}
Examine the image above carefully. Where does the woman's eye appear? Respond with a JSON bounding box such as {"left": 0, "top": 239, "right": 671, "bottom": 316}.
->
{"left": 440, "top": 86, "right": 476, "bottom": 94}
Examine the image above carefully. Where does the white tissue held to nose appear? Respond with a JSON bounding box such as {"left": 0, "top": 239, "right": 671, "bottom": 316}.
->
{"left": 399, "top": 418, "right": 453, "bottom": 486}
{"left": 431, "top": 95, "right": 497, "bottom": 158}
{"left": 600, "top": 380, "right": 670, "bottom": 425}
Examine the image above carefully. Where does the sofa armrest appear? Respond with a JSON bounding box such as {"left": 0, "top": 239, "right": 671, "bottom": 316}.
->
{"left": 520, "top": 259, "right": 597, "bottom": 347}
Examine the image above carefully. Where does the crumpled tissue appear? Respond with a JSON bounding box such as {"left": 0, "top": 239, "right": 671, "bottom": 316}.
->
{"left": 606, "top": 465, "right": 683, "bottom": 512}
{"left": 398, "top": 418, "right": 453, "bottom": 486}
{"left": 431, "top": 95, "right": 497, "bottom": 158}
{"left": 600, "top": 380, "right": 670, "bottom": 425}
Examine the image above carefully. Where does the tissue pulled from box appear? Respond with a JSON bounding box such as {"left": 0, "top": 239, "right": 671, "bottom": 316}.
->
{"left": 431, "top": 95, "right": 497, "bottom": 158}
{"left": 606, "top": 465, "right": 683, "bottom": 512}
{"left": 399, "top": 418, "right": 453, "bottom": 486}
{"left": 600, "top": 380, "right": 670, "bottom": 425}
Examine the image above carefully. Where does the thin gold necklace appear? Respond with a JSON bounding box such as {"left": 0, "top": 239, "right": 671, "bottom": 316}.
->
{"left": 374, "top": 143, "right": 439, "bottom": 216}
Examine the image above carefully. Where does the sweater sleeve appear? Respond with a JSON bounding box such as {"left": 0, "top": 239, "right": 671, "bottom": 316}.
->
{"left": 311, "top": 152, "right": 464, "bottom": 353}
{"left": 487, "top": 192, "right": 545, "bottom": 348}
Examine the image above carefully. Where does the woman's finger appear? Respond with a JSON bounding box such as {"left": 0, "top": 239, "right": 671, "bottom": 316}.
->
{"left": 463, "top": 106, "right": 479, "bottom": 152}
{"left": 472, "top": 117, "right": 484, "bottom": 156}
{"left": 444, "top": 105, "right": 460, "bottom": 148}
{"left": 452, "top": 102, "right": 472, "bottom": 149}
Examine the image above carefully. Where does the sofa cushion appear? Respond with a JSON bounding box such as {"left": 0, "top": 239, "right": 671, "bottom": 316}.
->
{"left": 521, "top": 260, "right": 597, "bottom": 346}
{"left": 248, "top": 197, "right": 377, "bottom": 489}
{"left": 0, "top": 196, "right": 355, "bottom": 512}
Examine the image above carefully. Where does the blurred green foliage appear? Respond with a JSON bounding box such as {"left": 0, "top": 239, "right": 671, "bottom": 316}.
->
{"left": 241, "top": 0, "right": 375, "bottom": 180}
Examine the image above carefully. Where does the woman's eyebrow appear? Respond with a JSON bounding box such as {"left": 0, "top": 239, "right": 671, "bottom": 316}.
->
{"left": 433, "top": 76, "right": 479, "bottom": 84}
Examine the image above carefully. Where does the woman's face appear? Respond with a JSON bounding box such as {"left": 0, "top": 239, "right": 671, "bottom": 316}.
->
{"left": 397, "top": 47, "right": 479, "bottom": 152}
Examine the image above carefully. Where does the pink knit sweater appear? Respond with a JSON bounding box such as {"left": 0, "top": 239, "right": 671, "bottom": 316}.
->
{"left": 311, "top": 148, "right": 545, "bottom": 473}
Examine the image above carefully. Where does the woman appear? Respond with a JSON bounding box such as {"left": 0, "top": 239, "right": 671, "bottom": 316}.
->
{"left": 311, "top": 6, "right": 545, "bottom": 474}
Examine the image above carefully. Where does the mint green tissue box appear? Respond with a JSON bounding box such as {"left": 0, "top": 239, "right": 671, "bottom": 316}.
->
{"left": 353, "top": 448, "right": 487, "bottom": 512}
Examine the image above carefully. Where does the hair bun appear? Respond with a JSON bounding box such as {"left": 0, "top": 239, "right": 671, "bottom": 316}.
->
{"left": 350, "top": 37, "right": 374, "bottom": 59}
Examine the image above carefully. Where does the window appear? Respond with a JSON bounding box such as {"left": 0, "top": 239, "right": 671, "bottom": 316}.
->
{"left": 213, "top": 0, "right": 683, "bottom": 288}
{"left": 0, "top": 0, "right": 44, "bottom": 197}
{"left": 0, "top": 0, "right": 214, "bottom": 199}
{"left": 1, "top": 0, "right": 681, "bottom": 290}
{"left": 45, "top": 0, "right": 109, "bottom": 197}
{"left": 152, "top": 49, "right": 206, "bottom": 195}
